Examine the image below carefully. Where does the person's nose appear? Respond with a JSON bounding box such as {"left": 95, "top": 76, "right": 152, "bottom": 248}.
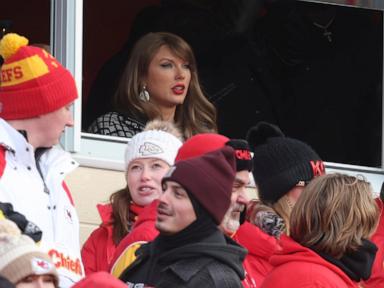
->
{"left": 237, "top": 187, "right": 250, "bottom": 205}
{"left": 159, "top": 188, "right": 170, "bottom": 204}
{"left": 175, "top": 65, "right": 186, "bottom": 80}
{"left": 35, "top": 278, "right": 45, "bottom": 288}
{"left": 140, "top": 166, "right": 151, "bottom": 181}
{"left": 66, "top": 112, "right": 74, "bottom": 127}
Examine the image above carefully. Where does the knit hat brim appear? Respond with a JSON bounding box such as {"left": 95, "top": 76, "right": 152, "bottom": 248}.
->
{"left": 0, "top": 247, "right": 58, "bottom": 286}
{"left": 0, "top": 70, "right": 77, "bottom": 119}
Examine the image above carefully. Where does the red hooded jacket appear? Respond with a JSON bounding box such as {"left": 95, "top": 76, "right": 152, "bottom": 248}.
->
{"left": 362, "top": 198, "right": 384, "bottom": 288}
{"left": 235, "top": 221, "right": 278, "bottom": 287}
{"left": 109, "top": 200, "right": 160, "bottom": 276}
{"left": 261, "top": 235, "right": 359, "bottom": 288}
{"left": 72, "top": 271, "right": 126, "bottom": 288}
{"left": 81, "top": 203, "right": 144, "bottom": 275}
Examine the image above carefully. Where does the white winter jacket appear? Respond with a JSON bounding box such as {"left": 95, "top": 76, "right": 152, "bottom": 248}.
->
{"left": 0, "top": 119, "right": 84, "bottom": 287}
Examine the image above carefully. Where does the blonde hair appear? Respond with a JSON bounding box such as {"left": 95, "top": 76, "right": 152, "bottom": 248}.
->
{"left": 114, "top": 32, "right": 217, "bottom": 139}
{"left": 290, "top": 173, "right": 379, "bottom": 258}
{"left": 272, "top": 195, "right": 293, "bottom": 235}
{"left": 144, "top": 119, "right": 183, "bottom": 141}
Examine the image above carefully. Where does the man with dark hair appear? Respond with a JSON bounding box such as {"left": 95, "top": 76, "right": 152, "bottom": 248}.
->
{"left": 111, "top": 133, "right": 263, "bottom": 287}
{"left": 119, "top": 147, "right": 246, "bottom": 287}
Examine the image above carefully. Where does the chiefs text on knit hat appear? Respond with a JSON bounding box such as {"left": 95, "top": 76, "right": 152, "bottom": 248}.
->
{"left": 0, "top": 33, "right": 78, "bottom": 120}
{"left": 175, "top": 133, "right": 252, "bottom": 172}
{"left": 247, "top": 122, "right": 325, "bottom": 204}
{"left": 163, "top": 146, "right": 236, "bottom": 224}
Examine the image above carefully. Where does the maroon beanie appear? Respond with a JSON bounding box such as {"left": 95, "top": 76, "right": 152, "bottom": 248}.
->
{"left": 162, "top": 146, "right": 236, "bottom": 224}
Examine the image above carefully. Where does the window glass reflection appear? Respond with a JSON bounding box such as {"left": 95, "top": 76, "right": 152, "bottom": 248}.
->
{"left": 82, "top": 0, "right": 382, "bottom": 167}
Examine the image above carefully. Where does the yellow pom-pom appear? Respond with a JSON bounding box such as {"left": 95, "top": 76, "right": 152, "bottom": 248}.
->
{"left": 0, "top": 33, "right": 29, "bottom": 60}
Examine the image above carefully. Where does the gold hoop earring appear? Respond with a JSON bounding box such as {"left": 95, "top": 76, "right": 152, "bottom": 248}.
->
{"left": 139, "top": 85, "right": 150, "bottom": 102}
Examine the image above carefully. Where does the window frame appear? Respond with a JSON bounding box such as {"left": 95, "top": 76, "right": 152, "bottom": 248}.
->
{"left": 54, "top": 0, "right": 384, "bottom": 192}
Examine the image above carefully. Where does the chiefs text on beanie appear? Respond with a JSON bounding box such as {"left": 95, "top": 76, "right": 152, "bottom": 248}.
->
{"left": 0, "top": 33, "right": 78, "bottom": 120}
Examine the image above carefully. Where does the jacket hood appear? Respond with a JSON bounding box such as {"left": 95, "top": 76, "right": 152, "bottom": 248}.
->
{"left": 158, "top": 230, "right": 247, "bottom": 279}
{"left": 97, "top": 202, "right": 145, "bottom": 225}
{"left": 0, "top": 118, "right": 23, "bottom": 152}
{"left": 0, "top": 119, "right": 78, "bottom": 177}
{"left": 270, "top": 235, "right": 356, "bottom": 286}
{"left": 132, "top": 200, "right": 158, "bottom": 228}
{"left": 97, "top": 203, "right": 113, "bottom": 224}
{"left": 373, "top": 198, "right": 384, "bottom": 237}
{"left": 235, "top": 221, "right": 278, "bottom": 258}
{"left": 72, "top": 271, "right": 126, "bottom": 288}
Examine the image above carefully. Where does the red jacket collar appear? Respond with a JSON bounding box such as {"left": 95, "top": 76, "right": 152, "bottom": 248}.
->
{"left": 97, "top": 202, "right": 146, "bottom": 225}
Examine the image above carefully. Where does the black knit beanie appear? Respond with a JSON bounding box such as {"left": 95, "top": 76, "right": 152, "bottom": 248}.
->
{"left": 175, "top": 134, "right": 253, "bottom": 172}
{"left": 247, "top": 122, "right": 325, "bottom": 204}
{"left": 226, "top": 139, "right": 253, "bottom": 172}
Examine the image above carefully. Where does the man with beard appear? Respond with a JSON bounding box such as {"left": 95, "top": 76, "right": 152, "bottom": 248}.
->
{"left": 176, "top": 134, "right": 275, "bottom": 288}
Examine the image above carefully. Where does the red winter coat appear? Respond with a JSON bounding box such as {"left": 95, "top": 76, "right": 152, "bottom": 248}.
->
{"left": 261, "top": 235, "right": 359, "bottom": 288}
{"left": 81, "top": 203, "right": 144, "bottom": 275}
{"left": 235, "top": 221, "right": 278, "bottom": 287}
{"left": 363, "top": 198, "right": 384, "bottom": 288}
{"left": 72, "top": 271, "right": 126, "bottom": 288}
{"left": 109, "top": 200, "right": 160, "bottom": 276}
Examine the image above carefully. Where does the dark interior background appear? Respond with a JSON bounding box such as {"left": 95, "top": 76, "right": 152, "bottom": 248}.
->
{"left": 1, "top": 0, "right": 50, "bottom": 46}
{"left": 1, "top": 0, "right": 382, "bottom": 168}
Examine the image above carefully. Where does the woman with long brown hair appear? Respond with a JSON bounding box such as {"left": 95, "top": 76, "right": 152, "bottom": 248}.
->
{"left": 88, "top": 32, "right": 217, "bottom": 139}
